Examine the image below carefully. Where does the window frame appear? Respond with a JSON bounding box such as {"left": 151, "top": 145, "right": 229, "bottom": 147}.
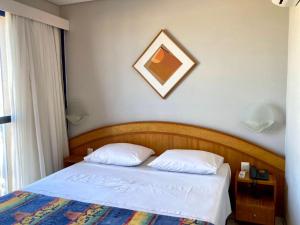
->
{"left": 0, "top": 10, "right": 10, "bottom": 125}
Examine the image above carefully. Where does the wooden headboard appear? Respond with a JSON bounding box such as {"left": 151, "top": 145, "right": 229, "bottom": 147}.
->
{"left": 69, "top": 121, "right": 285, "bottom": 216}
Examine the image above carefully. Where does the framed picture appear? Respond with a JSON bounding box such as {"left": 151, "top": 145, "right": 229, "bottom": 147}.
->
{"left": 133, "top": 30, "right": 196, "bottom": 98}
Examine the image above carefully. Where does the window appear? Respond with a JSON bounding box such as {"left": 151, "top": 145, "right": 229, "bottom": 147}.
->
{"left": 0, "top": 14, "right": 12, "bottom": 196}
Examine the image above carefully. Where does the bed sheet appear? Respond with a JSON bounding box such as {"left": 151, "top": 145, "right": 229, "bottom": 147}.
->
{"left": 25, "top": 157, "right": 232, "bottom": 225}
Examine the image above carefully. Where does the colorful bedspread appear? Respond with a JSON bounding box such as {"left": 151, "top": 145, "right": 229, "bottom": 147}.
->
{"left": 0, "top": 191, "right": 213, "bottom": 225}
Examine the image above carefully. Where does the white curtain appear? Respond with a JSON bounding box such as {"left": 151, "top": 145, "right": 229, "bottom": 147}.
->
{"left": 0, "top": 15, "right": 12, "bottom": 195}
{"left": 4, "top": 13, "right": 69, "bottom": 191}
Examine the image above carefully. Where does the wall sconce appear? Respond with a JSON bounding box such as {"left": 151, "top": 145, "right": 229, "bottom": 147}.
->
{"left": 66, "top": 114, "right": 87, "bottom": 125}
{"left": 66, "top": 100, "right": 87, "bottom": 125}
{"left": 242, "top": 103, "right": 275, "bottom": 133}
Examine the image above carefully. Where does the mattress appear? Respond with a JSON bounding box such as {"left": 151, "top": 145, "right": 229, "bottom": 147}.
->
{"left": 25, "top": 157, "right": 232, "bottom": 225}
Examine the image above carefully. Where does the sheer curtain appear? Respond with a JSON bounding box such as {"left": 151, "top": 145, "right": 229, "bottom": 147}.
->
{"left": 3, "top": 13, "right": 69, "bottom": 191}
{"left": 0, "top": 15, "right": 13, "bottom": 195}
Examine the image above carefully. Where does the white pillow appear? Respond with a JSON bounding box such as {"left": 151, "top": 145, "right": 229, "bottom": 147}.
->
{"left": 148, "top": 149, "right": 224, "bottom": 174}
{"left": 84, "top": 143, "right": 155, "bottom": 166}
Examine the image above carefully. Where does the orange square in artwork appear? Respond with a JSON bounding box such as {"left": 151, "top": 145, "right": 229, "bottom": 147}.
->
{"left": 145, "top": 46, "right": 182, "bottom": 85}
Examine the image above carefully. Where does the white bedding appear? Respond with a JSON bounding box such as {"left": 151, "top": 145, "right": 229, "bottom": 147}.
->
{"left": 25, "top": 157, "right": 232, "bottom": 225}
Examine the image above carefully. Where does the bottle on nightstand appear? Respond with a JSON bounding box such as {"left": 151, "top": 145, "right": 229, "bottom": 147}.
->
{"left": 87, "top": 148, "right": 94, "bottom": 155}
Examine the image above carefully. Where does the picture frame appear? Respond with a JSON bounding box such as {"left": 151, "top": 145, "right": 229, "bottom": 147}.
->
{"left": 133, "top": 30, "right": 196, "bottom": 99}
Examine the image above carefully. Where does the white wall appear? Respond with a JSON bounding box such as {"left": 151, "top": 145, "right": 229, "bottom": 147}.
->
{"left": 14, "top": 0, "right": 60, "bottom": 16}
{"left": 61, "top": 0, "right": 288, "bottom": 155}
{"left": 285, "top": 6, "right": 300, "bottom": 225}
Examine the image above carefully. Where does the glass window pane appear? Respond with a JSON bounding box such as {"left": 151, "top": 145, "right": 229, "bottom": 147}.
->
{"left": 0, "top": 123, "right": 12, "bottom": 195}
{"left": 0, "top": 16, "right": 11, "bottom": 118}
{"left": 0, "top": 16, "right": 12, "bottom": 196}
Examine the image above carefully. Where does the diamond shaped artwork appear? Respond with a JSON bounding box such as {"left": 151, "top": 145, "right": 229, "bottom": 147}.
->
{"left": 133, "top": 30, "right": 196, "bottom": 98}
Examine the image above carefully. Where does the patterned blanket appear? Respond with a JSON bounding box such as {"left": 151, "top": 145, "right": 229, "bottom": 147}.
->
{"left": 0, "top": 191, "right": 213, "bottom": 225}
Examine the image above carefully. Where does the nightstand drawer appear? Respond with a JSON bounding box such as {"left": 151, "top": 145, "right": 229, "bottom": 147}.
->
{"left": 236, "top": 203, "right": 275, "bottom": 225}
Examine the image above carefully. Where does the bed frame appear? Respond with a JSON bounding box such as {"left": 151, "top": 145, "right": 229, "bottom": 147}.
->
{"left": 69, "top": 121, "right": 285, "bottom": 216}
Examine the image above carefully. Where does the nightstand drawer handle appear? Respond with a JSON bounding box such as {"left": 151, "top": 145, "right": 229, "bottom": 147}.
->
{"left": 253, "top": 213, "right": 257, "bottom": 217}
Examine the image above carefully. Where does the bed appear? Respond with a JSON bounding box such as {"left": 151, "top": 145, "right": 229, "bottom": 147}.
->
{"left": 22, "top": 157, "right": 231, "bottom": 225}
{"left": 0, "top": 121, "right": 285, "bottom": 225}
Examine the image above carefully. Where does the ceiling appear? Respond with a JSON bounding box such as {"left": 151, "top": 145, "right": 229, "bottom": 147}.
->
{"left": 47, "top": 0, "right": 95, "bottom": 5}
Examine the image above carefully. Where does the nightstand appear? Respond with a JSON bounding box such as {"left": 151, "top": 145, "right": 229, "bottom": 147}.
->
{"left": 64, "top": 155, "right": 84, "bottom": 167}
{"left": 235, "top": 171, "right": 276, "bottom": 225}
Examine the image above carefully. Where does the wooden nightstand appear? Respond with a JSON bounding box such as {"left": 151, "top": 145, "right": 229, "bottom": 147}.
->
{"left": 64, "top": 155, "right": 84, "bottom": 167}
{"left": 235, "top": 171, "right": 276, "bottom": 225}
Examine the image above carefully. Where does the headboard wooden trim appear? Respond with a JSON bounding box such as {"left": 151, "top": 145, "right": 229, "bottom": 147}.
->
{"left": 69, "top": 121, "right": 284, "bottom": 171}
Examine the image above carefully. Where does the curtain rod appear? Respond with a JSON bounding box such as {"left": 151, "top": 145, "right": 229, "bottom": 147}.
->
{"left": 0, "top": 0, "right": 69, "bottom": 30}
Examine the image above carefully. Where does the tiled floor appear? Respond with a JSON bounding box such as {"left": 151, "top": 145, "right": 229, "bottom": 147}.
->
{"left": 227, "top": 215, "right": 285, "bottom": 225}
